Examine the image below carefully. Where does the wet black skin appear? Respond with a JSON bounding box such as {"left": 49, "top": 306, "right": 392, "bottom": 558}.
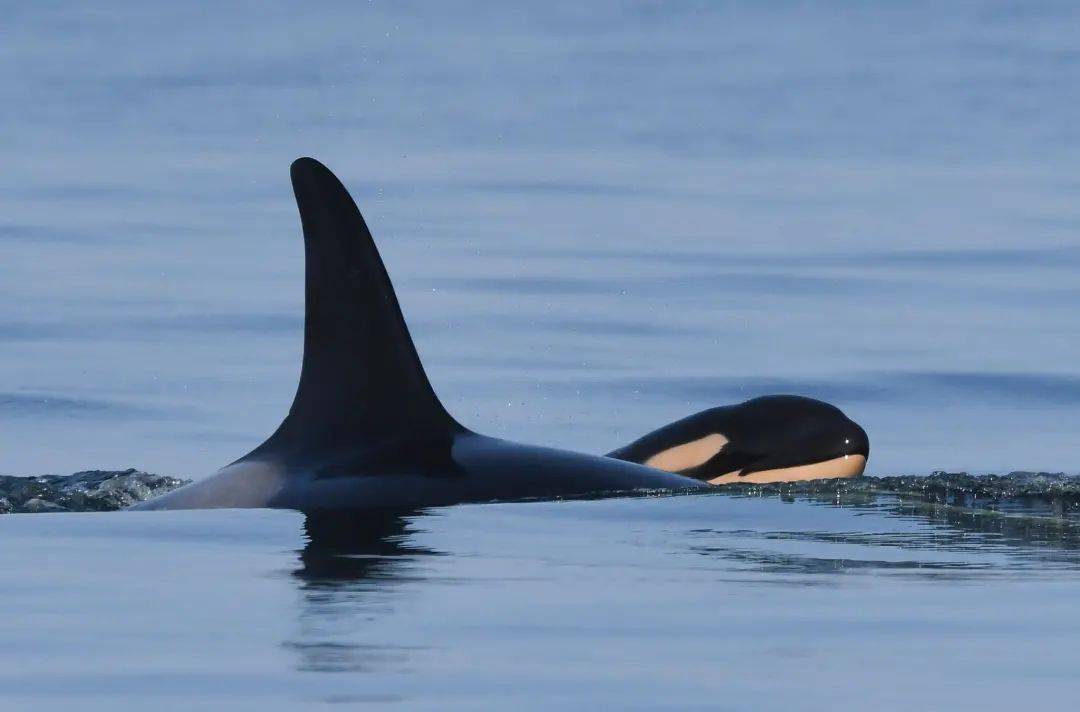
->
{"left": 608, "top": 395, "right": 870, "bottom": 479}
{"left": 135, "top": 158, "right": 705, "bottom": 512}
{"left": 134, "top": 158, "right": 867, "bottom": 513}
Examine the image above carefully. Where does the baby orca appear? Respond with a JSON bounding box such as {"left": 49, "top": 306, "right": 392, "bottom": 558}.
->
{"left": 608, "top": 395, "right": 869, "bottom": 484}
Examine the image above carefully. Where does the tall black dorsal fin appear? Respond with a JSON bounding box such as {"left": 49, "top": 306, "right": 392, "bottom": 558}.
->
{"left": 251, "top": 157, "right": 463, "bottom": 458}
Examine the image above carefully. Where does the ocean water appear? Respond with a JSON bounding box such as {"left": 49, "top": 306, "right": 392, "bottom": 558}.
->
{"left": 4, "top": 494, "right": 1080, "bottom": 710}
{"left": 2, "top": 1, "right": 1079, "bottom": 708}
{"left": 2, "top": 492, "right": 1080, "bottom": 708}
{"left": 3, "top": 0, "right": 1079, "bottom": 478}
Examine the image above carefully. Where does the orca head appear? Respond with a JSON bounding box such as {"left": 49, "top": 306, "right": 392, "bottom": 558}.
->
{"left": 702, "top": 395, "right": 869, "bottom": 484}
{"left": 611, "top": 395, "right": 869, "bottom": 484}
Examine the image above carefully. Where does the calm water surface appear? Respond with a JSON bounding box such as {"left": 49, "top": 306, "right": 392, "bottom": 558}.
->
{"left": 2, "top": 1, "right": 1078, "bottom": 477}
{"left": 3, "top": 495, "right": 1080, "bottom": 709}
{"left": 2, "top": 2, "right": 1079, "bottom": 708}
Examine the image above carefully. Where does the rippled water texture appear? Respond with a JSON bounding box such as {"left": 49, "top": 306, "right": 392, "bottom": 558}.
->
{"left": 2, "top": 2, "right": 1078, "bottom": 479}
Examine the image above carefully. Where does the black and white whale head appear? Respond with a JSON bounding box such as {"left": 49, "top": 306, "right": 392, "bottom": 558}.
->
{"left": 609, "top": 395, "right": 869, "bottom": 484}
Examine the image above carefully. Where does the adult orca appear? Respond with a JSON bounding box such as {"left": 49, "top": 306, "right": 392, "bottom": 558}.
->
{"left": 134, "top": 158, "right": 867, "bottom": 512}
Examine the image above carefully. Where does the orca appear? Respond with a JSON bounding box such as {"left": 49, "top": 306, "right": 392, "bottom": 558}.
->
{"left": 608, "top": 395, "right": 868, "bottom": 484}
{"left": 134, "top": 158, "right": 707, "bottom": 511}
{"left": 134, "top": 158, "right": 868, "bottom": 513}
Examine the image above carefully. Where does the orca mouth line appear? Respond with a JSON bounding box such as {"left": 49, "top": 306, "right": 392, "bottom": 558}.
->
{"left": 708, "top": 455, "right": 867, "bottom": 485}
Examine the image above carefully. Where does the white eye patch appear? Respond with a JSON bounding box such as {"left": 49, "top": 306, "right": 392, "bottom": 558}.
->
{"left": 644, "top": 433, "right": 729, "bottom": 473}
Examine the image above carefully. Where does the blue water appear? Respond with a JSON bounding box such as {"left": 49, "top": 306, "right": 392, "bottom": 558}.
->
{"left": 2, "top": 2, "right": 1080, "bottom": 708}
{"left": 3, "top": 0, "right": 1079, "bottom": 478}
{"left": 4, "top": 496, "right": 1080, "bottom": 710}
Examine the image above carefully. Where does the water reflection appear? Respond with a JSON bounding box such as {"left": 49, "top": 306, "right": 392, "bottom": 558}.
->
{"left": 295, "top": 510, "right": 437, "bottom": 584}
{"left": 286, "top": 510, "right": 437, "bottom": 674}
{"left": 279, "top": 478, "right": 1080, "bottom": 676}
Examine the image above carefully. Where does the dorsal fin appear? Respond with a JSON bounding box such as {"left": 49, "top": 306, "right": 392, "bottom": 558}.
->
{"left": 249, "top": 157, "right": 464, "bottom": 459}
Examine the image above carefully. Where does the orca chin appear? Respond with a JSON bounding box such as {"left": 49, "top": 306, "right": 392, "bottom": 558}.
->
{"left": 705, "top": 454, "right": 867, "bottom": 485}
{"left": 133, "top": 158, "right": 707, "bottom": 512}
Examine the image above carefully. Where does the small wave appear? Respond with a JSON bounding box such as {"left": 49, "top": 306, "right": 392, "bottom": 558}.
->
{"left": 5, "top": 469, "right": 1080, "bottom": 517}
{"left": 0, "top": 469, "right": 189, "bottom": 513}
{"left": 720, "top": 471, "right": 1080, "bottom": 520}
